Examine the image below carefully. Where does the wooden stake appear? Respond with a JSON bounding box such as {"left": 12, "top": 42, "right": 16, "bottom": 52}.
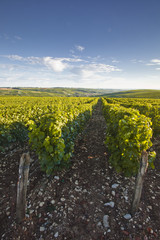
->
{"left": 16, "top": 152, "right": 30, "bottom": 223}
{"left": 131, "top": 150, "right": 148, "bottom": 215}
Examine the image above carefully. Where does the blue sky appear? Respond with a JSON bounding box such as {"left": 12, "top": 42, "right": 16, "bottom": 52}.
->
{"left": 0, "top": 0, "right": 160, "bottom": 89}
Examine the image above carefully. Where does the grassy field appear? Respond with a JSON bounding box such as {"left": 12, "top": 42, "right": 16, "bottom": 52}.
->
{"left": 0, "top": 87, "right": 124, "bottom": 97}
{"left": 105, "top": 89, "right": 160, "bottom": 99}
{"left": 1, "top": 88, "right": 160, "bottom": 98}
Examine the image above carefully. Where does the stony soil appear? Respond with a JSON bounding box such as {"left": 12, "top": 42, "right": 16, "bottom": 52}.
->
{"left": 0, "top": 102, "right": 160, "bottom": 240}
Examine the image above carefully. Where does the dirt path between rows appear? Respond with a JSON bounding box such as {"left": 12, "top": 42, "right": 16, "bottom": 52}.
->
{"left": 0, "top": 101, "right": 160, "bottom": 239}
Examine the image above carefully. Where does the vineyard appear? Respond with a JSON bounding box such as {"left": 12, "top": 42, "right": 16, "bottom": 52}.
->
{"left": 0, "top": 96, "right": 160, "bottom": 239}
{"left": 0, "top": 97, "right": 98, "bottom": 169}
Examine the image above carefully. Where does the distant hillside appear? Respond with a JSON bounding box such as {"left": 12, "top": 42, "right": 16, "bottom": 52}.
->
{"left": 0, "top": 87, "right": 124, "bottom": 97}
{"left": 105, "top": 89, "right": 160, "bottom": 99}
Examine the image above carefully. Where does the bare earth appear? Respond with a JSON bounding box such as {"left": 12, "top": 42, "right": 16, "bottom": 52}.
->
{"left": 0, "top": 102, "right": 160, "bottom": 240}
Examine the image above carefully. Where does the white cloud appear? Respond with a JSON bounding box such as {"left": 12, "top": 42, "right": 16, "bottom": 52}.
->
{"left": 75, "top": 45, "right": 85, "bottom": 52}
{"left": 70, "top": 63, "right": 122, "bottom": 87}
{"left": 27, "top": 56, "right": 42, "bottom": 64}
{"left": 5, "top": 55, "right": 24, "bottom": 61}
{"left": 42, "top": 56, "right": 85, "bottom": 72}
{"left": 70, "top": 63, "right": 122, "bottom": 79}
{"left": 4, "top": 55, "right": 43, "bottom": 65}
{"left": 3, "top": 54, "right": 84, "bottom": 66}
{"left": 151, "top": 59, "right": 160, "bottom": 65}
{"left": 81, "top": 69, "right": 94, "bottom": 79}
{"left": 147, "top": 58, "right": 160, "bottom": 66}
{"left": 146, "top": 63, "right": 154, "bottom": 66}
{"left": 87, "top": 63, "right": 122, "bottom": 73}
{"left": 60, "top": 57, "right": 83, "bottom": 63}
{"left": 43, "top": 57, "right": 68, "bottom": 72}
{"left": 1, "top": 54, "right": 124, "bottom": 88}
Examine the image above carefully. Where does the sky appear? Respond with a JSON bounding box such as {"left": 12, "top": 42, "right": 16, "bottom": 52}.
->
{"left": 0, "top": 0, "right": 160, "bottom": 89}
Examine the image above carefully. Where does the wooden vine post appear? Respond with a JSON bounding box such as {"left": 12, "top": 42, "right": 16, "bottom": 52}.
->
{"left": 131, "top": 150, "right": 148, "bottom": 215}
{"left": 16, "top": 152, "right": 31, "bottom": 223}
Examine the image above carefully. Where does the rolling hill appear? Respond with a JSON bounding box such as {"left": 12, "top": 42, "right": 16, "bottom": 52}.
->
{"left": 0, "top": 87, "right": 123, "bottom": 97}
{"left": 105, "top": 89, "right": 160, "bottom": 99}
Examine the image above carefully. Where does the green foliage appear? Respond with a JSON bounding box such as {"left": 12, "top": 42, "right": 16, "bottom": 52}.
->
{"left": 27, "top": 98, "right": 98, "bottom": 174}
{"left": 29, "top": 114, "right": 66, "bottom": 175}
{"left": 0, "top": 96, "right": 97, "bottom": 154}
{"left": 0, "top": 122, "right": 28, "bottom": 150}
{"left": 148, "top": 151, "right": 156, "bottom": 169}
{"left": 152, "top": 115, "right": 160, "bottom": 135}
{"left": 105, "top": 97, "right": 160, "bottom": 135}
{"left": 102, "top": 98, "right": 154, "bottom": 176}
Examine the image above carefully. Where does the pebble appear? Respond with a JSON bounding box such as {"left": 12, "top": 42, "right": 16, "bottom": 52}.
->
{"left": 54, "top": 176, "right": 59, "bottom": 180}
{"left": 75, "top": 187, "right": 81, "bottom": 192}
{"left": 75, "top": 180, "right": 78, "bottom": 185}
{"left": 124, "top": 196, "right": 128, "bottom": 201}
{"left": 52, "top": 222, "right": 58, "bottom": 227}
{"left": 39, "top": 202, "right": 44, "bottom": 207}
{"left": 83, "top": 189, "right": 87, "bottom": 193}
{"left": 40, "top": 227, "right": 45, "bottom": 232}
{"left": 29, "top": 210, "right": 34, "bottom": 214}
{"left": 146, "top": 217, "right": 150, "bottom": 222}
{"left": 54, "top": 232, "right": 59, "bottom": 238}
{"left": 124, "top": 214, "right": 132, "bottom": 220}
{"left": 104, "top": 201, "right": 115, "bottom": 208}
{"left": 103, "top": 215, "right": 109, "bottom": 228}
{"left": 97, "top": 221, "right": 102, "bottom": 227}
{"left": 112, "top": 191, "right": 115, "bottom": 196}
{"left": 112, "top": 183, "right": 119, "bottom": 189}
{"left": 60, "top": 198, "right": 65, "bottom": 202}
{"left": 51, "top": 200, "right": 55, "bottom": 204}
